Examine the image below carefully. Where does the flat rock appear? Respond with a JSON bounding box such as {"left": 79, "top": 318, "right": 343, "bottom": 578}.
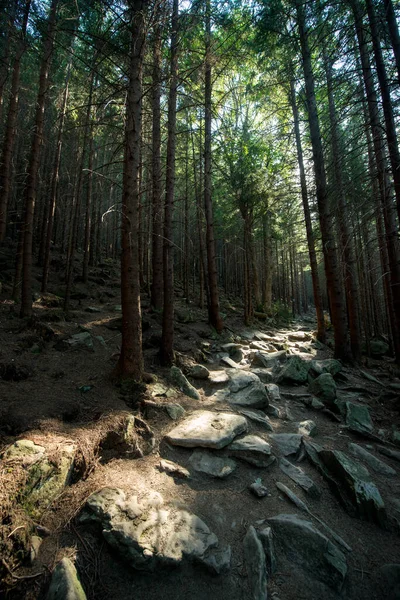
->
{"left": 297, "top": 420, "right": 317, "bottom": 437}
{"left": 251, "top": 350, "right": 287, "bottom": 368}
{"left": 228, "top": 379, "right": 269, "bottom": 410}
{"left": 348, "top": 444, "right": 396, "bottom": 476}
{"left": 243, "top": 526, "right": 268, "bottom": 600}
{"left": 80, "top": 487, "right": 219, "bottom": 571}
{"left": 345, "top": 402, "right": 374, "bottom": 436}
{"left": 47, "top": 558, "right": 87, "bottom": 600}
{"left": 267, "top": 513, "right": 347, "bottom": 591}
{"left": 159, "top": 459, "right": 190, "bottom": 479}
{"left": 165, "top": 411, "right": 247, "bottom": 449}
{"left": 237, "top": 408, "right": 274, "bottom": 431}
{"left": 288, "top": 331, "right": 312, "bottom": 342}
{"left": 228, "top": 369, "right": 261, "bottom": 392}
{"left": 227, "top": 435, "right": 275, "bottom": 467}
{"left": 170, "top": 366, "right": 200, "bottom": 400}
{"left": 319, "top": 449, "right": 387, "bottom": 527}
{"left": 269, "top": 433, "right": 302, "bottom": 457}
{"left": 209, "top": 370, "right": 229, "bottom": 384}
{"left": 279, "top": 457, "right": 321, "bottom": 498}
{"left": 221, "top": 356, "right": 241, "bottom": 369}
{"left": 276, "top": 355, "right": 312, "bottom": 384}
{"left": 189, "top": 450, "right": 236, "bottom": 478}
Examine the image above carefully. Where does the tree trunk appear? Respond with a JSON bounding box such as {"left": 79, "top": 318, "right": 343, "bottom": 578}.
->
{"left": 116, "top": 0, "right": 146, "bottom": 381}
{"left": 382, "top": 0, "right": 400, "bottom": 84}
{"left": 20, "top": 0, "right": 58, "bottom": 317}
{"left": 160, "top": 0, "right": 179, "bottom": 366}
{"left": 289, "top": 78, "right": 326, "bottom": 343}
{"left": 0, "top": 0, "right": 31, "bottom": 242}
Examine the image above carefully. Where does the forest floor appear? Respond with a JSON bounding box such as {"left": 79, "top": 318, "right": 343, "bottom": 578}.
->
{"left": 0, "top": 251, "right": 400, "bottom": 600}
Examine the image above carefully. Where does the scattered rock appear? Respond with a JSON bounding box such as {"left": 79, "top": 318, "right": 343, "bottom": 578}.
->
{"left": 249, "top": 479, "right": 269, "bottom": 498}
{"left": 228, "top": 370, "right": 260, "bottom": 392}
{"left": 345, "top": 402, "right": 374, "bottom": 436}
{"left": 170, "top": 366, "right": 200, "bottom": 400}
{"left": 165, "top": 403, "right": 185, "bottom": 420}
{"left": 269, "top": 434, "right": 303, "bottom": 457}
{"left": 257, "top": 526, "right": 276, "bottom": 574}
{"left": 189, "top": 450, "right": 236, "bottom": 478}
{"left": 265, "top": 404, "right": 280, "bottom": 418}
{"left": 251, "top": 368, "right": 274, "bottom": 383}
{"left": 227, "top": 435, "right": 275, "bottom": 467}
{"left": 237, "top": 408, "right": 274, "bottom": 431}
{"left": 348, "top": 443, "right": 396, "bottom": 476}
{"left": 276, "top": 355, "right": 312, "bottom": 384}
{"left": 189, "top": 364, "right": 210, "bottom": 379}
{"left": 318, "top": 449, "right": 387, "bottom": 527}
{"left": 310, "top": 359, "right": 342, "bottom": 378}
{"left": 297, "top": 420, "right": 317, "bottom": 437}
{"left": 64, "top": 332, "right": 94, "bottom": 352}
{"left": 377, "top": 445, "right": 400, "bottom": 462}
{"left": 101, "top": 415, "right": 155, "bottom": 458}
{"left": 196, "top": 545, "right": 232, "bottom": 575}
{"left": 279, "top": 458, "right": 321, "bottom": 499}
{"left": 288, "top": 331, "right": 312, "bottom": 342}
{"left": 309, "top": 373, "right": 336, "bottom": 404}
{"left": 221, "top": 356, "right": 241, "bottom": 369}
{"left": 209, "top": 370, "right": 229, "bottom": 384}
{"left": 159, "top": 459, "right": 190, "bottom": 479}
{"left": 165, "top": 410, "right": 247, "bottom": 449}
{"left": 267, "top": 514, "right": 347, "bottom": 591}
{"left": 221, "top": 343, "right": 244, "bottom": 362}
{"left": 265, "top": 383, "right": 280, "bottom": 402}
{"left": 228, "top": 371, "right": 269, "bottom": 409}
{"left": 47, "top": 557, "right": 87, "bottom": 600}
{"left": 80, "top": 488, "right": 219, "bottom": 571}
{"left": 243, "top": 526, "right": 268, "bottom": 600}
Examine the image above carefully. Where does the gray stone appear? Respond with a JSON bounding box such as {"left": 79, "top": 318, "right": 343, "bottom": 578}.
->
{"left": 267, "top": 514, "right": 347, "bottom": 591}
{"left": 377, "top": 445, "right": 400, "bottom": 462}
{"left": 47, "top": 558, "right": 87, "bottom": 600}
{"left": 165, "top": 411, "right": 247, "bottom": 449}
{"left": 249, "top": 480, "right": 269, "bottom": 497}
{"left": 252, "top": 350, "right": 287, "bottom": 368}
{"left": 370, "top": 339, "right": 389, "bottom": 357}
{"left": 221, "top": 343, "right": 244, "bottom": 363}
{"left": 276, "top": 355, "right": 312, "bottom": 384}
{"left": 266, "top": 383, "right": 281, "bottom": 402}
{"left": 349, "top": 443, "right": 396, "bottom": 476}
{"left": 159, "top": 459, "right": 190, "bottom": 479}
{"left": 209, "top": 370, "right": 229, "bottom": 384}
{"left": 309, "top": 373, "right": 336, "bottom": 403}
{"left": 221, "top": 356, "right": 241, "bottom": 369}
{"left": 251, "top": 368, "right": 274, "bottom": 383}
{"left": 67, "top": 332, "right": 94, "bottom": 352}
{"left": 189, "top": 364, "right": 210, "bottom": 380}
{"left": 196, "top": 545, "right": 232, "bottom": 575}
{"left": 81, "top": 488, "right": 219, "bottom": 571}
{"left": 269, "top": 433, "right": 303, "bottom": 457}
{"left": 228, "top": 370, "right": 261, "bottom": 392}
{"left": 189, "top": 450, "right": 236, "bottom": 478}
{"left": 165, "top": 403, "right": 185, "bottom": 420}
{"left": 237, "top": 408, "right": 274, "bottom": 431}
{"left": 310, "top": 359, "right": 342, "bottom": 378}
{"left": 170, "top": 366, "right": 200, "bottom": 400}
{"left": 228, "top": 378, "right": 269, "bottom": 410}
{"left": 288, "top": 331, "right": 312, "bottom": 342}
{"left": 297, "top": 420, "right": 317, "bottom": 437}
{"left": 243, "top": 526, "right": 268, "bottom": 600}
{"left": 227, "top": 435, "right": 275, "bottom": 467}
{"left": 257, "top": 527, "right": 276, "bottom": 575}
{"left": 265, "top": 404, "right": 280, "bottom": 418}
{"left": 279, "top": 458, "right": 321, "bottom": 499}
{"left": 319, "top": 449, "right": 387, "bottom": 527}
{"left": 345, "top": 402, "right": 374, "bottom": 436}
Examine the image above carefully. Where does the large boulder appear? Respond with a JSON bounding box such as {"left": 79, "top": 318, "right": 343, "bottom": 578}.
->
{"left": 47, "top": 558, "right": 87, "bottom": 600}
{"left": 267, "top": 514, "right": 347, "bottom": 592}
{"left": 309, "top": 373, "right": 336, "bottom": 404}
{"left": 276, "top": 355, "right": 312, "bottom": 384}
{"left": 251, "top": 350, "right": 287, "bottom": 369}
{"left": 228, "top": 370, "right": 269, "bottom": 409}
{"left": 165, "top": 411, "right": 247, "bottom": 449}
{"left": 269, "top": 433, "right": 303, "bottom": 457}
{"left": 80, "top": 488, "right": 219, "bottom": 571}
{"left": 310, "top": 359, "right": 342, "bottom": 378}
{"left": 345, "top": 402, "right": 374, "bottom": 436}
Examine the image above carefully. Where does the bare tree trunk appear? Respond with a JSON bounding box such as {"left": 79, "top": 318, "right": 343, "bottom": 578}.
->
{"left": 262, "top": 213, "right": 273, "bottom": 314}
{"left": 20, "top": 0, "right": 58, "bottom": 317}
{"left": 289, "top": 78, "right": 326, "bottom": 342}
{"left": 204, "top": 0, "right": 223, "bottom": 332}
{"left": 0, "top": 0, "right": 31, "bottom": 242}
{"left": 160, "top": 0, "right": 179, "bottom": 366}
{"left": 82, "top": 124, "right": 94, "bottom": 283}
{"left": 382, "top": 0, "right": 400, "bottom": 85}
{"left": 116, "top": 0, "right": 146, "bottom": 381}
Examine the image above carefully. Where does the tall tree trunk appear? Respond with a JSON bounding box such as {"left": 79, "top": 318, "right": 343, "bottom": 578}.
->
{"left": 366, "top": 0, "right": 400, "bottom": 225}
{"left": 116, "top": 0, "right": 146, "bottom": 380}
{"left": 382, "top": 0, "right": 400, "bottom": 84}
{"left": 289, "top": 78, "right": 326, "bottom": 342}
{"left": 42, "top": 57, "right": 71, "bottom": 293}
{"left": 296, "top": 0, "right": 351, "bottom": 361}
{"left": 20, "top": 0, "right": 58, "bottom": 318}
{"left": 150, "top": 5, "right": 163, "bottom": 310}
{"left": 0, "top": 0, "right": 31, "bottom": 242}
{"left": 204, "top": 0, "right": 223, "bottom": 333}
{"left": 160, "top": 0, "right": 179, "bottom": 366}
{"left": 262, "top": 212, "right": 273, "bottom": 314}
{"left": 351, "top": 0, "right": 400, "bottom": 362}
{"left": 82, "top": 128, "right": 94, "bottom": 283}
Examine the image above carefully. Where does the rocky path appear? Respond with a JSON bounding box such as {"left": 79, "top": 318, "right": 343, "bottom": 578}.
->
{"left": 2, "top": 318, "right": 400, "bottom": 600}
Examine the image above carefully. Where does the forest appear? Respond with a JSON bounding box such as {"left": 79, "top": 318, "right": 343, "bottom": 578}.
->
{"left": 0, "top": 0, "right": 400, "bottom": 599}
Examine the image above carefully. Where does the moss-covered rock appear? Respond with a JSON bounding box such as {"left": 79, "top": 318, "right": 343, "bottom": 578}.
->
{"left": 276, "top": 355, "right": 312, "bottom": 384}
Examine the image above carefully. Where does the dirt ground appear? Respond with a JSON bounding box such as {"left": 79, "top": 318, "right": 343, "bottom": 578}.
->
{"left": 1, "top": 252, "right": 400, "bottom": 600}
